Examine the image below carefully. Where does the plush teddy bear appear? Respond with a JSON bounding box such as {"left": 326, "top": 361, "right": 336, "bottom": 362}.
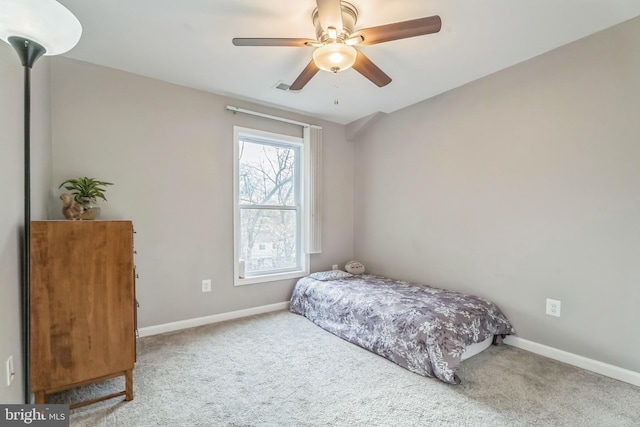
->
{"left": 345, "top": 260, "right": 365, "bottom": 275}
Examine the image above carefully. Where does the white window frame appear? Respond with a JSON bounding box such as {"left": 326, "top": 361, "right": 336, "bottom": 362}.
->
{"left": 233, "top": 126, "right": 310, "bottom": 286}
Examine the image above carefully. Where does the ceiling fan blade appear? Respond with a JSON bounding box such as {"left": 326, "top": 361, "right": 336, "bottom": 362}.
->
{"left": 232, "top": 38, "right": 316, "bottom": 47}
{"left": 352, "top": 15, "right": 441, "bottom": 46}
{"left": 352, "top": 51, "right": 392, "bottom": 87}
{"left": 289, "top": 60, "right": 320, "bottom": 91}
{"left": 316, "top": 0, "right": 343, "bottom": 34}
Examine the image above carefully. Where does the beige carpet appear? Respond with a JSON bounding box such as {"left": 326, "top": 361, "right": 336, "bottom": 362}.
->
{"left": 49, "top": 310, "right": 640, "bottom": 426}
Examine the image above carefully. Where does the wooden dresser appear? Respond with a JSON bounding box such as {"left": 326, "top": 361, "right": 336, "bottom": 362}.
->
{"left": 30, "top": 220, "right": 136, "bottom": 408}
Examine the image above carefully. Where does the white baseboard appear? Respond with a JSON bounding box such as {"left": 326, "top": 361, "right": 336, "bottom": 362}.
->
{"left": 504, "top": 336, "right": 640, "bottom": 387}
{"left": 137, "top": 301, "right": 290, "bottom": 338}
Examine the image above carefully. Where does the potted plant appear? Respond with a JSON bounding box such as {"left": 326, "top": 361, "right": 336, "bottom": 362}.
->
{"left": 58, "top": 176, "right": 113, "bottom": 220}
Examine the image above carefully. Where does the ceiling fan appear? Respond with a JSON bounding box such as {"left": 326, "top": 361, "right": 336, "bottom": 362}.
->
{"left": 232, "top": 0, "right": 441, "bottom": 90}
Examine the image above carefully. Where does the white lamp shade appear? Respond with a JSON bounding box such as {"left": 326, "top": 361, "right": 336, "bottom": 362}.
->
{"left": 313, "top": 43, "right": 357, "bottom": 73}
{"left": 0, "top": 0, "right": 82, "bottom": 56}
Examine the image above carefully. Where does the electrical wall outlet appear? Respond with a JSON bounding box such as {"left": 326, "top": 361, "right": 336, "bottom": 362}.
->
{"left": 332, "top": 264, "right": 338, "bottom": 270}
{"left": 6, "top": 356, "right": 14, "bottom": 386}
{"left": 201, "top": 279, "right": 212, "bottom": 293}
{"left": 546, "top": 298, "right": 561, "bottom": 317}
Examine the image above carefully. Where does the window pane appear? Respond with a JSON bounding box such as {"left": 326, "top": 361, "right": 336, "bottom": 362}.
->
{"left": 240, "top": 208, "right": 298, "bottom": 274}
{"left": 238, "top": 140, "right": 297, "bottom": 206}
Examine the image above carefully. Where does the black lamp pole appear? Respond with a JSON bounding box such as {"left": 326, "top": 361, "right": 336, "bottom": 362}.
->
{"left": 8, "top": 36, "right": 46, "bottom": 405}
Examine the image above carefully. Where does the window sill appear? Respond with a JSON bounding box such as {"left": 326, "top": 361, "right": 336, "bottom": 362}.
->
{"left": 234, "top": 269, "right": 309, "bottom": 287}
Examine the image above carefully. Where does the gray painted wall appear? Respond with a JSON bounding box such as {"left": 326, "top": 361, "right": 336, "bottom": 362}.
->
{"left": 0, "top": 43, "right": 52, "bottom": 403}
{"left": 352, "top": 17, "right": 640, "bottom": 372}
{"left": 49, "top": 58, "right": 354, "bottom": 328}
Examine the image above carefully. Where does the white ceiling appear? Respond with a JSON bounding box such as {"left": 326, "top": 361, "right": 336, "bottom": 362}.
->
{"left": 57, "top": 0, "right": 640, "bottom": 125}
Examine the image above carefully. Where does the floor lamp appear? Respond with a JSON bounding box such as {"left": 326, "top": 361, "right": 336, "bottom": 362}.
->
{"left": 0, "top": 0, "right": 81, "bottom": 404}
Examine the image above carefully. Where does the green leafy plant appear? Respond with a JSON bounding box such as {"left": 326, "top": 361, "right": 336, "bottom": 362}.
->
{"left": 58, "top": 177, "right": 114, "bottom": 204}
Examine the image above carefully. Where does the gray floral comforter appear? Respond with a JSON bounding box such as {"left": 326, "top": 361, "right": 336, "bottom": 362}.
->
{"left": 290, "top": 274, "right": 515, "bottom": 384}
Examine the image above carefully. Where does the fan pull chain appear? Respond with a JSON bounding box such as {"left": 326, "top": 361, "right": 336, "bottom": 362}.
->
{"left": 333, "top": 73, "right": 340, "bottom": 106}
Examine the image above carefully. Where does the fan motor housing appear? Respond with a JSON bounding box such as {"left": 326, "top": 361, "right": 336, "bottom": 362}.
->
{"left": 312, "top": 1, "right": 358, "bottom": 42}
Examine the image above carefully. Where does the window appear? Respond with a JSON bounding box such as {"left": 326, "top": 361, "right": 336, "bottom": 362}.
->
{"left": 233, "top": 127, "right": 310, "bottom": 285}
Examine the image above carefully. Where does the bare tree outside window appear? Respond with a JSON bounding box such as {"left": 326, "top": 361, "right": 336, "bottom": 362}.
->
{"left": 238, "top": 139, "right": 300, "bottom": 275}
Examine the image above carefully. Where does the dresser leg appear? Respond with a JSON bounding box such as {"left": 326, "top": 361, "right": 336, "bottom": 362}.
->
{"left": 34, "top": 391, "right": 45, "bottom": 404}
{"left": 125, "top": 370, "right": 133, "bottom": 401}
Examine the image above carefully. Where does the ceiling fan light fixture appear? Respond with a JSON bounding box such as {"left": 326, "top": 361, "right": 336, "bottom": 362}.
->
{"left": 313, "top": 42, "right": 357, "bottom": 73}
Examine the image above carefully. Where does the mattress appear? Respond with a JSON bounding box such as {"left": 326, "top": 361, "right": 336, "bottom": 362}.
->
{"left": 290, "top": 272, "right": 515, "bottom": 384}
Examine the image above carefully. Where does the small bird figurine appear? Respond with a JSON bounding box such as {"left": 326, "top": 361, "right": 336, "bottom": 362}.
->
{"left": 60, "top": 193, "right": 84, "bottom": 220}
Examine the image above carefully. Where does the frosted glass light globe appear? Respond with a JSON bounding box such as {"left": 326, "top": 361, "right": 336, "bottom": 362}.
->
{"left": 313, "top": 42, "right": 357, "bottom": 73}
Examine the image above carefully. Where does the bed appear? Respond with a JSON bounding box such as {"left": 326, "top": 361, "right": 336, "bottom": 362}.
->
{"left": 289, "top": 271, "right": 516, "bottom": 384}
